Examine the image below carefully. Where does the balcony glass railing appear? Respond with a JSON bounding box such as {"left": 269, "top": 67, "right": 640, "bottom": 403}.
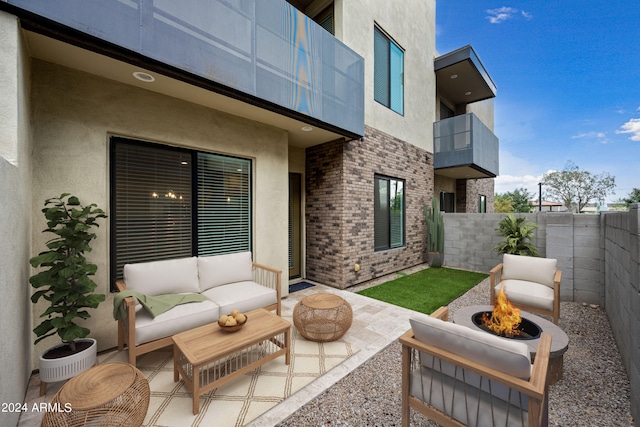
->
{"left": 8, "top": 0, "right": 364, "bottom": 137}
{"left": 433, "top": 113, "right": 499, "bottom": 177}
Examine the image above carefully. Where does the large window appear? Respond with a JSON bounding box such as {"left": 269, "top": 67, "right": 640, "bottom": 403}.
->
{"left": 374, "top": 175, "right": 405, "bottom": 250}
{"left": 374, "top": 25, "right": 404, "bottom": 115}
{"left": 110, "top": 137, "right": 252, "bottom": 287}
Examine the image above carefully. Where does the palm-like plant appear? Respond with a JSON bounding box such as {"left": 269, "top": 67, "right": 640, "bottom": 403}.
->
{"left": 492, "top": 214, "right": 539, "bottom": 257}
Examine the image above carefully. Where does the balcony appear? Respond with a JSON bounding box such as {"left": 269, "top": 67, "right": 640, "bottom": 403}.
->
{"left": 5, "top": 0, "right": 364, "bottom": 142}
{"left": 433, "top": 113, "right": 499, "bottom": 179}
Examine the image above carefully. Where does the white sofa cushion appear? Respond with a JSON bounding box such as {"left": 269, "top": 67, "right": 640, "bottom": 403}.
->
{"left": 198, "top": 251, "right": 254, "bottom": 292}
{"left": 497, "top": 279, "right": 555, "bottom": 311}
{"left": 202, "top": 281, "right": 277, "bottom": 315}
{"left": 124, "top": 257, "right": 200, "bottom": 296}
{"left": 410, "top": 315, "right": 531, "bottom": 380}
{"left": 502, "top": 253, "right": 557, "bottom": 288}
{"left": 134, "top": 298, "right": 219, "bottom": 346}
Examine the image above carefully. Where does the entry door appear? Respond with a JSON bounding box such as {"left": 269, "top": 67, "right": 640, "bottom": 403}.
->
{"left": 289, "top": 173, "right": 302, "bottom": 278}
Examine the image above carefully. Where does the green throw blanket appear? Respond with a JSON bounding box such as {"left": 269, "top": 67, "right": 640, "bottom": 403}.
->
{"left": 113, "top": 290, "right": 208, "bottom": 321}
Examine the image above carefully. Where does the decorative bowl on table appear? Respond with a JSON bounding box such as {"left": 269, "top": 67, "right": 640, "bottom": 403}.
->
{"left": 217, "top": 310, "right": 248, "bottom": 332}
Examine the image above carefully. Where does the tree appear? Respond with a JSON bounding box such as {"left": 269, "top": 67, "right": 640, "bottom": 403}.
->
{"left": 494, "top": 195, "right": 514, "bottom": 213}
{"left": 619, "top": 188, "right": 640, "bottom": 208}
{"left": 541, "top": 162, "right": 615, "bottom": 213}
{"left": 494, "top": 187, "right": 533, "bottom": 213}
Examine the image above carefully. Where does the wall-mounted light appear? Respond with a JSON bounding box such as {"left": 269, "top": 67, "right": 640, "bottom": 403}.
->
{"left": 133, "top": 71, "right": 155, "bottom": 82}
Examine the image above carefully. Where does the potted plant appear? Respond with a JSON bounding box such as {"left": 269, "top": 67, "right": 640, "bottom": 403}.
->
{"left": 29, "top": 194, "right": 107, "bottom": 391}
{"left": 492, "top": 214, "right": 539, "bottom": 256}
{"left": 424, "top": 198, "right": 445, "bottom": 267}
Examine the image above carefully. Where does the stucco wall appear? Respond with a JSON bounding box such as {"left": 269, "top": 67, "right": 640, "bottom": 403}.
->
{"left": 338, "top": 0, "right": 436, "bottom": 153}
{"left": 0, "top": 11, "right": 32, "bottom": 427}
{"left": 29, "top": 60, "right": 289, "bottom": 367}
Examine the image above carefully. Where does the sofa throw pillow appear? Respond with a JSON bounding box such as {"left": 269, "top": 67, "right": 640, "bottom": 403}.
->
{"left": 410, "top": 315, "right": 531, "bottom": 380}
{"left": 198, "top": 251, "right": 254, "bottom": 292}
{"left": 123, "top": 256, "right": 200, "bottom": 296}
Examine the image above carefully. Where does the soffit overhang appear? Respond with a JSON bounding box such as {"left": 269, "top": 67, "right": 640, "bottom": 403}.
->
{"left": 435, "top": 45, "right": 497, "bottom": 106}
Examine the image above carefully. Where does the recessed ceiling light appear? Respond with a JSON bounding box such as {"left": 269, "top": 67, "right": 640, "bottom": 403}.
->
{"left": 450, "top": 74, "right": 458, "bottom": 79}
{"left": 301, "top": 126, "right": 313, "bottom": 132}
{"left": 465, "top": 91, "right": 472, "bottom": 96}
{"left": 133, "top": 71, "right": 155, "bottom": 82}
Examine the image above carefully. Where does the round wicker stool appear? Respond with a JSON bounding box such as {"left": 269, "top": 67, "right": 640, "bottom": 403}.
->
{"left": 293, "top": 293, "right": 353, "bottom": 342}
{"left": 41, "top": 362, "right": 150, "bottom": 427}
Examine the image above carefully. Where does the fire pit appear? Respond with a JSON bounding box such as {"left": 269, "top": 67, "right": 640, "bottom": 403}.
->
{"left": 472, "top": 311, "right": 542, "bottom": 340}
{"left": 453, "top": 305, "right": 569, "bottom": 385}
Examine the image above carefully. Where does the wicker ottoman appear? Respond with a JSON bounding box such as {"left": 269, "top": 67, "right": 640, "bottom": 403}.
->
{"left": 41, "top": 362, "right": 150, "bottom": 427}
{"left": 293, "top": 293, "right": 353, "bottom": 342}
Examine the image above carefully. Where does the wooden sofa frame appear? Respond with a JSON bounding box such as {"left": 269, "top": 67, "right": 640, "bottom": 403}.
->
{"left": 400, "top": 307, "right": 552, "bottom": 427}
{"left": 116, "top": 262, "right": 281, "bottom": 366}
{"left": 490, "top": 262, "right": 562, "bottom": 324}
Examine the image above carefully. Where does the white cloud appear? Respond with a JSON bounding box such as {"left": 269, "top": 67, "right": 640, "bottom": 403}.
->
{"left": 616, "top": 118, "right": 640, "bottom": 141}
{"left": 572, "top": 132, "right": 606, "bottom": 139}
{"left": 486, "top": 7, "right": 531, "bottom": 24}
{"left": 571, "top": 131, "right": 610, "bottom": 144}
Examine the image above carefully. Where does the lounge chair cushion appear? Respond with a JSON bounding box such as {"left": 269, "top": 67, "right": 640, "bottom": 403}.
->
{"left": 123, "top": 257, "right": 200, "bottom": 296}
{"left": 496, "top": 279, "right": 555, "bottom": 311}
{"left": 410, "top": 315, "right": 531, "bottom": 380}
{"left": 202, "top": 281, "right": 277, "bottom": 315}
{"left": 198, "top": 251, "right": 254, "bottom": 291}
{"left": 502, "top": 253, "right": 557, "bottom": 288}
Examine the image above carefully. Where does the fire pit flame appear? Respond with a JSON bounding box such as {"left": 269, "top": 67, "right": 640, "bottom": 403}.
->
{"left": 481, "top": 283, "right": 522, "bottom": 338}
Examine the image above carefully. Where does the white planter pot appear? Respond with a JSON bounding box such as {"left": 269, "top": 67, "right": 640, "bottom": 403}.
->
{"left": 39, "top": 338, "right": 97, "bottom": 383}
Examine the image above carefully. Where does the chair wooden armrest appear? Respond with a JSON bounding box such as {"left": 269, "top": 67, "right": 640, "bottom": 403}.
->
{"left": 115, "top": 280, "right": 137, "bottom": 364}
{"left": 400, "top": 325, "right": 552, "bottom": 427}
{"left": 489, "top": 262, "right": 503, "bottom": 304}
{"left": 552, "top": 269, "right": 562, "bottom": 324}
{"left": 252, "top": 262, "right": 282, "bottom": 315}
{"left": 430, "top": 306, "right": 449, "bottom": 321}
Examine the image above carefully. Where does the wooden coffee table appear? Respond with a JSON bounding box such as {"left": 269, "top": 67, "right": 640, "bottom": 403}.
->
{"left": 172, "top": 308, "right": 291, "bottom": 414}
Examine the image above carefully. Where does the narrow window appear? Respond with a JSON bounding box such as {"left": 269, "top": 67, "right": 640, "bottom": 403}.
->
{"left": 374, "top": 26, "right": 404, "bottom": 115}
{"left": 479, "top": 194, "right": 487, "bottom": 213}
{"left": 374, "top": 175, "right": 405, "bottom": 250}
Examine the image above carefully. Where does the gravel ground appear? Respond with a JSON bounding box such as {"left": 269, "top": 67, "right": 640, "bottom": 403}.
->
{"left": 277, "top": 278, "right": 634, "bottom": 427}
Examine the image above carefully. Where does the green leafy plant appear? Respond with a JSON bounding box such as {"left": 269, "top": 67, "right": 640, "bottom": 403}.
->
{"left": 29, "top": 194, "right": 107, "bottom": 351}
{"left": 492, "top": 214, "right": 539, "bottom": 256}
{"left": 424, "top": 198, "right": 444, "bottom": 253}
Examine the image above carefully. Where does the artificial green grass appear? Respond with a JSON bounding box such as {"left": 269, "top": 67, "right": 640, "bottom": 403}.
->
{"left": 356, "top": 267, "right": 488, "bottom": 315}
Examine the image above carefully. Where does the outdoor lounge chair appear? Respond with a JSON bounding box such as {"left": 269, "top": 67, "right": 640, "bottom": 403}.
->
{"left": 400, "top": 307, "right": 552, "bottom": 427}
{"left": 490, "top": 254, "right": 562, "bottom": 324}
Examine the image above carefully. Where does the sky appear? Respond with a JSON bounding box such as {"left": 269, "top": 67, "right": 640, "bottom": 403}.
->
{"left": 436, "top": 1, "right": 640, "bottom": 204}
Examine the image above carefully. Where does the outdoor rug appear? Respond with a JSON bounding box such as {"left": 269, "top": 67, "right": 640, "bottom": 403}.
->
{"left": 97, "top": 315, "right": 358, "bottom": 427}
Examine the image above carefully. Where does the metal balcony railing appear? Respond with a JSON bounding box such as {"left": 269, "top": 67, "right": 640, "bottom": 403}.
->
{"left": 433, "top": 113, "right": 499, "bottom": 178}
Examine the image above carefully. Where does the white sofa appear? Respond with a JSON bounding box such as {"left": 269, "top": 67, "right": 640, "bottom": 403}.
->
{"left": 490, "top": 253, "right": 562, "bottom": 324}
{"left": 400, "top": 307, "right": 552, "bottom": 427}
{"left": 116, "top": 251, "right": 281, "bottom": 366}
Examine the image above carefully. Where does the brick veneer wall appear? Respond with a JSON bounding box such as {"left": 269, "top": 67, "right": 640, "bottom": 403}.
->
{"left": 306, "top": 126, "right": 433, "bottom": 289}
{"left": 456, "top": 178, "right": 495, "bottom": 213}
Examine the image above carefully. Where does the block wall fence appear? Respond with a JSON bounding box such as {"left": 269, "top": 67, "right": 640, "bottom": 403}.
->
{"left": 443, "top": 206, "right": 639, "bottom": 422}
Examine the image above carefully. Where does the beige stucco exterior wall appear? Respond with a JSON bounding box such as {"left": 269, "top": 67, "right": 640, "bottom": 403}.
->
{"left": 29, "top": 60, "right": 289, "bottom": 367}
{"left": 336, "top": 0, "right": 436, "bottom": 152}
{"left": 0, "top": 12, "right": 33, "bottom": 426}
